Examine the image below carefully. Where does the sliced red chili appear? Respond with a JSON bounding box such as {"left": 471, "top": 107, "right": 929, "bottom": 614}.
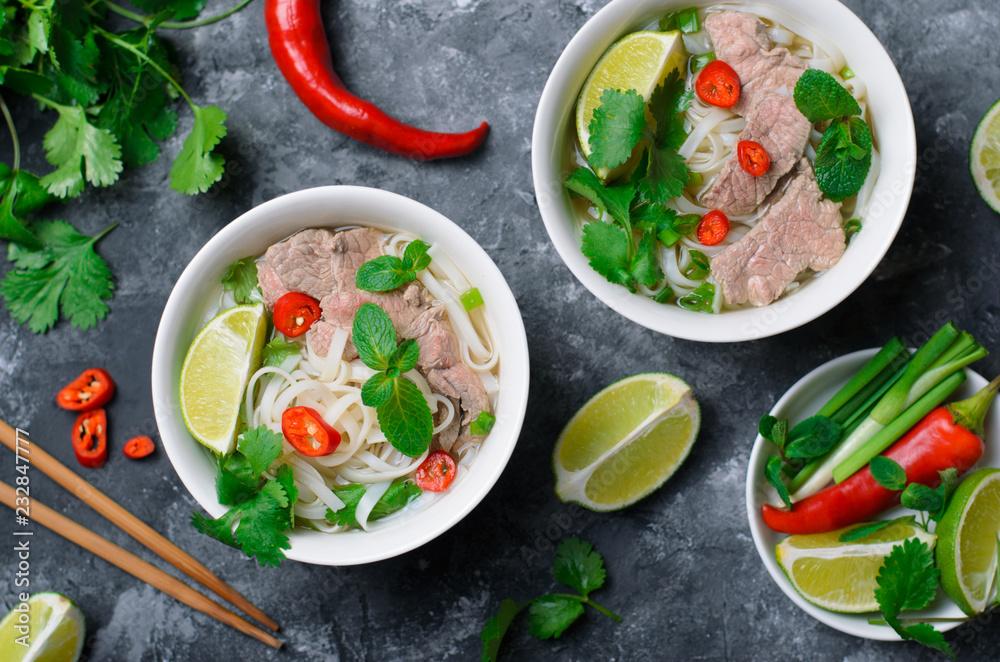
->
{"left": 281, "top": 406, "right": 341, "bottom": 456}
{"left": 737, "top": 140, "right": 771, "bottom": 177}
{"left": 695, "top": 60, "right": 741, "bottom": 108}
{"left": 72, "top": 409, "right": 108, "bottom": 469}
{"left": 697, "top": 210, "right": 731, "bottom": 246}
{"left": 414, "top": 451, "right": 457, "bottom": 492}
{"left": 273, "top": 292, "right": 322, "bottom": 337}
{"left": 56, "top": 368, "right": 115, "bottom": 411}
{"left": 123, "top": 435, "right": 156, "bottom": 460}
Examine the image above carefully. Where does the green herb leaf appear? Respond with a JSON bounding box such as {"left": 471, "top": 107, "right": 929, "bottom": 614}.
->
{"left": 193, "top": 478, "right": 293, "bottom": 567}
{"left": 40, "top": 104, "right": 123, "bottom": 198}
{"left": 0, "top": 165, "right": 54, "bottom": 217}
{"left": 765, "top": 455, "right": 792, "bottom": 508}
{"left": 470, "top": 411, "right": 496, "bottom": 437}
{"left": 564, "top": 167, "right": 634, "bottom": 227}
{"left": 900, "top": 483, "right": 943, "bottom": 515}
{"left": 0, "top": 221, "right": 115, "bottom": 333}
{"left": 814, "top": 117, "right": 872, "bottom": 201}
{"left": 897, "top": 622, "right": 955, "bottom": 658}
{"left": 221, "top": 256, "right": 259, "bottom": 304}
{"left": 274, "top": 464, "right": 298, "bottom": 527}
{"left": 0, "top": 175, "right": 40, "bottom": 248}
{"left": 839, "top": 519, "right": 896, "bottom": 543}
{"left": 402, "top": 239, "right": 431, "bottom": 271}
{"left": 323, "top": 479, "right": 421, "bottom": 529}
{"left": 869, "top": 456, "right": 907, "bottom": 491}
{"left": 587, "top": 88, "right": 647, "bottom": 170}
{"left": 376, "top": 377, "right": 434, "bottom": 457}
{"left": 262, "top": 337, "right": 300, "bottom": 368}
{"left": 758, "top": 415, "right": 788, "bottom": 450}
{"left": 553, "top": 538, "right": 606, "bottom": 597}
{"left": 677, "top": 282, "right": 716, "bottom": 313}
{"left": 356, "top": 255, "right": 416, "bottom": 292}
{"left": 527, "top": 595, "right": 585, "bottom": 640}
{"left": 361, "top": 372, "right": 395, "bottom": 408}
{"left": 352, "top": 303, "right": 398, "bottom": 370}
{"left": 648, "top": 70, "right": 691, "bottom": 150}
{"left": 390, "top": 339, "right": 420, "bottom": 374}
{"left": 170, "top": 104, "right": 227, "bottom": 195}
{"left": 480, "top": 598, "right": 524, "bottom": 662}
{"left": 784, "top": 416, "right": 842, "bottom": 460}
{"left": 236, "top": 426, "right": 283, "bottom": 479}
{"left": 637, "top": 145, "right": 688, "bottom": 207}
{"left": 691, "top": 52, "right": 715, "bottom": 72}
{"left": 793, "top": 69, "right": 862, "bottom": 123}
{"left": 931, "top": 469, "right": 960, "bottom": 522}
{"left": 629, "top": 229, "right": 663, "bottom": 288}
{"left": 580, "top": 221, "right": 634, "bottom": 291}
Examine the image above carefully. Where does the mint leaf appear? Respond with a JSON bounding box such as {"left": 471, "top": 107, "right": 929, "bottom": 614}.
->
{"left": 481, "top": 598, "right": 524, "bottom": 662}
{"left": 40, "top": 104, "right": 123, "bottom": 198}
{"left": 352, "top": 303, "right": 398, "bottom": 370}
{"left": 931, "top": 468, "right": 960, "bottom": 522}
{"left": 784, "top": 416, "right": 842, "bottom": 460}
{"left": 262, "top": 337, "right": 300, "bottom": 368}
{"left": 898, "top": 623, "right": 954, "bottom": 658}
{"left": 793, "top": 69, "right": 861, "bottom": 123}
{"left": 814, "top": 117, "right": 872, "bottom": 201}
{"left": 356, "top": 255, "right": 415, "bottom": 292}
{"left": 553, "top": 538, "right": 606, "bottom": 597}
{"left": 221, "top": 256, "right": 259, "bottom": 304}
{"left": 581, "top": 221, "right": 634, "bottom": 291}
{"left": 839, "top": 519, "right": 896, "bottom": 543}
{"left": 564, "top": 167, "right": 634, "bottom": 227}
{"left": 390, "top": 339, "right": 420, "bottom": 373}
{"left": 376, "top": 377, "right": 434, "bottom": 457}
{"left": 870, "top": 456, "right": 907, "bottom": 491}
{"left": 587, "top": 89, "right": 646, "bottom": 170}
{"left": 901, "top": 482, "right": 943, "bottom": 514}
{"left": 470, "top": 411, "right": 496, "bottom": 437}
{"left": 170, "top": 104, "right": 227, "bottom": 194}
{"left": 361, "top": 372, "right": 395, "bottom": 408}
{"left": 527, "top": 595, "right": 584, "bottom": 639}
{"left": 758, "top": 415, "right": 788, "bottom": 450}
{"left": 402, "top": 239, "right": 431, "bottom": 271}
{"left": 765, "top": 455, "right": 792, "bottom": 508}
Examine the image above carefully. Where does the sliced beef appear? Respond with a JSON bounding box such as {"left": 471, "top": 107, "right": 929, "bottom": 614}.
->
{"left": 710, "top": 159, "right": 845, "bottom": 307}
{"left": 701, "top": 93, "right": 811, "bottom": 216}
{"left": 257, "top": 228, "right": 491, "bottom": 442}
{"left": 704, "top": 11, "right": 806, "bottom": 114}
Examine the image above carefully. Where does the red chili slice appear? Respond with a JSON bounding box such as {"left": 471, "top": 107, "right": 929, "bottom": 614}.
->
{"left": 123, "top": 435, "right": 156, "bottom": 460}
{"left": 72, "top": 409, "right": 108, "bottom": 469}
{"left": 281, "top": 406, "right": 341, "bottom": 456}
{"left": 695, "top": 60, "right": 741, "bottom": 108}
{"left": 56, "top": 368, "right": 115, "bottom": 411}
{"left": 697, "top": 210, "right": 731, "bottom": 246}
{"left": 414, "top": 451, "right": 457, "bottom": 492}
{"left": 273, "top": 292, "right": 322, "bottom": 337}
{"left": 737, "top": 140, "right": 771, "bottom": 177}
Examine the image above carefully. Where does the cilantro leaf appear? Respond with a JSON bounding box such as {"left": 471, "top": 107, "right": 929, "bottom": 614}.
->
{"left": 236, "top": 426, "right": 283, "bottom": 478}
{"left": 170, "top": 104, "right": 227, "bottom": 194}
{"left": 0, "top": 174, "right": 40, "bottom": 247}
{"left": 564, "top": 167, "right": 634, "bottom": 227}
{"left": 648, "top": 70, "right": 691, "bottom": 150}
{"left": 870, "top": 456, "right": 907, "bottom": 491}
{"left": 49, "top": 24, "right": 100, "bottom": 106}
{"left": 580, "top": 221, "right": 633, "bottom": 290}
{"left": 630, "top": 228, "right": 662, "bottom": 288}
{"left": 1, "top": 220, "right": 115, "bottom": 332}
{"left": 553, "top": 538, "right": 606, "bottom": 597}
{"left": 193, "top": 477, "right": 294, "bottom": 567}
{"left": 355, "top": 255, "right": 417, "bottom": 292}
{"left": 215, "top": 425, "right": 284, "bottom": 505}
{"left": 793, "top": 69, "right": 861, "bottom": 123}
{"left": 527, "top": 595, "right": 585, "bottom": 639}
{"left": 40, "top": 104, "right": 123, "bottom": 198}
{"left": 480, "top": 598, "right": 524, "bottom": 662}
{"left": 637, "top": 145, "right": 688, "bottom": 206}
{"left": 814, "top": 117, "right": 872, "bottom": 202}
{"left": 221, "top": 256, "right": 259, "bottom": 304}
{"left": 470, "top": 411, "right": 496, "bottom": 437}
{"left": 262, "top": 337, "right": 300, "bottom": 368}
{"left": 587, "top": 89, "right": 646, "bottom": 170}
{"left": 352, "top": 303, "right": 398, "bottom": 370}
{"left": 323, "top": 479, "right": 421, "bottom": 529}
{"left": 376, "top": 377, "right": 434, "bottom": 457}
{"left": 765, "top": 455, "right": 792, "bottom": 508}
{"left": 784, "top": 416, "right": 842, "bottom": 460}
{"left": 274, "top": 464, "right": 298, "bottom": 527}
{"left": 0, "top": 165, "right": 54, "bottom": 216}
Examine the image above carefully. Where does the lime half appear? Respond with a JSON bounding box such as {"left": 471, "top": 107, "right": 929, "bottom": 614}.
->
{"left": 554, "top": 373, "right": 699, "bottom": 511}
{"left": 575, "top": 30, "right": 687, "bottom": 180}
{"left": 936, "top": 468, "right": 1000, "bottom": 615}
{"left": 180, "top": 303, "right": 266, "bottom": 454}
{"left": 971, "top": 98, "right": 1000, "bottom": 213}
{"left": 776, "top": 520, "right": 936, "bottom": 613}
{"left": 0, "top": 593, "right": 85, "bottom": 662}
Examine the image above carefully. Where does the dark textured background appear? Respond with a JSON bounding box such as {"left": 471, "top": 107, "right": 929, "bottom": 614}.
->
{"left": 2, "top": 0, "right": 999, "bottom": 660}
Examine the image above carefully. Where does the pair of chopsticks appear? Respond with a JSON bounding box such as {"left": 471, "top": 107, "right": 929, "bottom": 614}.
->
{"left": 0, "top": 419, "right": 282, "bottom": 649}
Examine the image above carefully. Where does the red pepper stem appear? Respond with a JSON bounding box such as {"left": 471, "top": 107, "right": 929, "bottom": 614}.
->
{"left": 947, "top": 374, "right": 1000, "bottom": 436}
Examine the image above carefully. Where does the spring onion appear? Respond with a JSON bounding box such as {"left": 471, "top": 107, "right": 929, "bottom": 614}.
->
{"left": 460, "top": 287, "right": 484, "bottom": 311}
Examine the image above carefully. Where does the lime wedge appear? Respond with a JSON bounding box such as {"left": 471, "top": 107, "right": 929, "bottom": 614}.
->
{"left": 936, "top": 468, "right": 1000, "bottom": 615}
{"left": 554, "top": 373, "right": 699, "bottom": 511}
{"left": 0, "top": 593, "right": 85, "bottom": 662}
{"left": 776, "top": 520, "right": 936, "bottom": 613}
{"left": 971, "top": 98, "right": 1000, "bottom": 213}
{"left": 575, "top": 30, "right": 687, "bottom": 180}
{"left": 180, "top": 303, "right": 267, "bottom": 454}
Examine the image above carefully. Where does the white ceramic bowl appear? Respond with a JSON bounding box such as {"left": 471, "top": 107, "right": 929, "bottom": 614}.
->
{"left": 746, "top": 349, "right": 1000, "bottom": 639}
{"left": 531, "top": 0, "right": 916, "bottom": 342}
{"left": 151, "top": 187, "right": 530, "bottom": 566}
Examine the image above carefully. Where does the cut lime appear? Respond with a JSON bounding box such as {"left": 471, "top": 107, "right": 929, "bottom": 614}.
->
{"left": 971, "top": 98, "right": 1000, "bottom": 213}
{"left": 180, "top": 303, "right": 267, "bottom": 454}
{"left": 776, "top": 520, "right": 936, "bottom": 613}
{"left": 575, "top": 30, "right": 687, "bottom": 180}
{"left": 0, "top": 593, "right": 85, "bottom": 662}
{"left": 554, "top": 373, "right": 699, "bottom": 511}
{"left": 936, "top": 468, "right": 1000, "bottom": 615}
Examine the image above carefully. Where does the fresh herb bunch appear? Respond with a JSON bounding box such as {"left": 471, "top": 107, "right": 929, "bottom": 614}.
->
{"left": 0, "top": 0, "right": 253, "bottom": 333}
{"left": 353, "top": 302, "right": 434, "bottom": 457}
{"left": 481, "top": 538, "right": 621, "bottom": 662}
{"left": 191, "top": 425, "right": 298, "bottom": 567}
{"left": 793, "top": 69, "right": 873, "bottom": 201}
{"left": 355, "top": 239, "right": 431, "bottom": 292}
{"left": 760, "top": 413, "right": 842, "bottom": 507}
{"left": 323, "top": 479, "right": 421, "bottom": 529}
{"left": 564, "top": 72, "right": 705, "bottom": 306}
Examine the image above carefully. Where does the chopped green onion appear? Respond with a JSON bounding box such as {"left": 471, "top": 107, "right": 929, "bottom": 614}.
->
{"left": 681, "top": 250, "right": 710, "bottom": 281}
{"left": 870, "top": 323, "right": 958, "bottom": 425}
{"left": 460, "top": 287, "right": 484, "bottom": 311}
{"left": 691, "top": 52, "right": 716, "bottom": 72}
{"left": 652, "top": 285, "right": 674, "bottom": 304}
{"left": 677, "top": 282, "right": 715, "bottom": 313}
{"left": 470, "top": 411, "right": 496, "bottom": 436}
{"left": 687, "top": 171, "right": 703, "bottom": 189}
{"left": 840, "top": 66, "right": 855, "bottom": 80}
{"left": 844, "top": 218, "right": 862, "bottom": 238}
{"left": 677, "top": 8, "right": 700, "bottom": 33}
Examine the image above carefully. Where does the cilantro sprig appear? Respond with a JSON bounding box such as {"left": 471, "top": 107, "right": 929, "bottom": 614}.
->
{"left": 481, "top": 538, "right": 620, "bottom": 661}
{"left": 353, "top": 303, "right": 434, "bottom": 457}
{"left": 323, "top": 479, "right": 421, "bottom": 529}
{"left": 221, "top": 256, "right": 260, "bottom": 305}
{"left": 355, "top": 240, "right": 431, "bottom": 292}
{"left": 191, "top": 426, "right": 298, "bottom": 567}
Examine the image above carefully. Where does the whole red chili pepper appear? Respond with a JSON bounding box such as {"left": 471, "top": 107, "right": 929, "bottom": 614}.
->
{"left": 762, "top": 376, "right": 999, "bottom": 535}
{"left": 72, "top": 409, "right": 109, "bottom": 469}
{"left": 264, "top": 0, "right": 490, "bottom": 160}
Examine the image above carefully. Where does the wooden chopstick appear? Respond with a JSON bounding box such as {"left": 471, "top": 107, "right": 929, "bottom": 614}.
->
{"left": 0, "top": 420, "right": 279, "bottom": 632}
{"left": 0, "top": 482, "right": 282, "bottom": 649}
